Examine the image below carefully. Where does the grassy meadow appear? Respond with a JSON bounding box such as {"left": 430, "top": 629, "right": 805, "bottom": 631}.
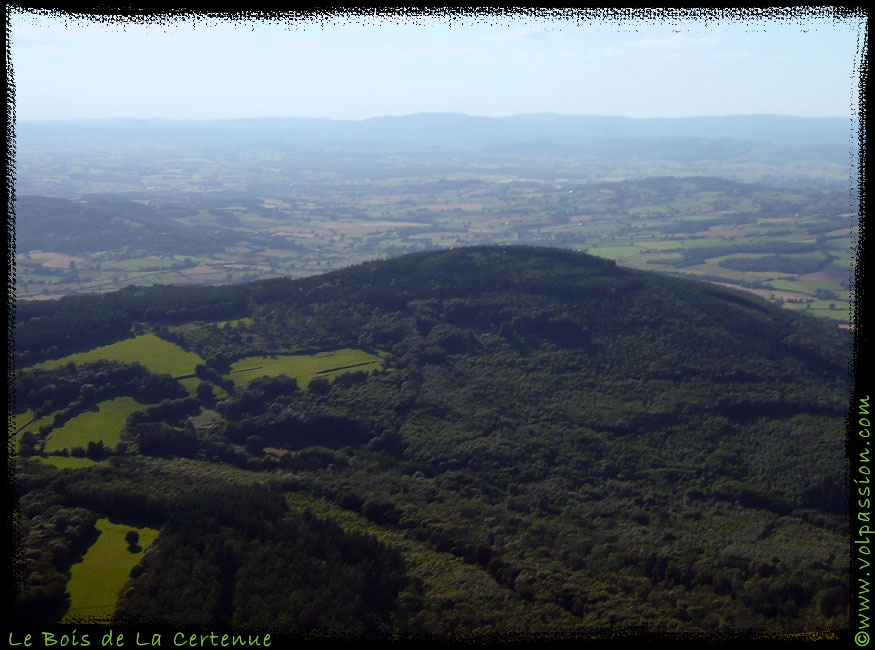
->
{"left": 28, "top": 332, "right": 205, "bottom": 377}
{"left": 44, "top": 396, "right": 143, "bottom": 453}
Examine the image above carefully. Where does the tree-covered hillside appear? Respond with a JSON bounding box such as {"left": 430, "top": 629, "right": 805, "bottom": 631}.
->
{"left": 12, "top": 246, "right": 849, "bottom": 638}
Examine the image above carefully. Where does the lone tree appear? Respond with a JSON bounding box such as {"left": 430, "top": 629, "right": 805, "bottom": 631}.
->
{"left": 196, "top": 381, "right": 215, "bottom": 404}
{"left": 125, "top": 530, "right": 140, "bottom": 546}
{"left": 18, "top": 431, "right": 38, "bottom": 457}
{"left": 308, "top": 377, "right": 331, "bottom": 395}
{"left": 245, "top": 435, "right": 264, "bottom": 456}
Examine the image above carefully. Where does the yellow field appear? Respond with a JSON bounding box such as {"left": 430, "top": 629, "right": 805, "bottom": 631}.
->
{"left": 63, "top": 517, "right": 159, "bottom": 623}
{"left": 38, "top": 455, "right": 99, "bottom": 470}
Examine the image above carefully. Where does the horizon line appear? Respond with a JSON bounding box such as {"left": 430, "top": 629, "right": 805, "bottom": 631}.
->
{"left": 16, "top": 112, "right": 855, "bottom": 124}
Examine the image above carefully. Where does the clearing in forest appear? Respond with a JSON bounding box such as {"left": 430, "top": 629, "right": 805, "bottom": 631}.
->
{"left": 226, "top": 348, "right": 383, "bottom": 388}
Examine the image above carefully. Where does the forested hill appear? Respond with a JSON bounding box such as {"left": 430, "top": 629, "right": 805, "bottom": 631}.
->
{"left": 13, "top": 245, "right": 849, "bottom": 635}
{"left": 16, "top": 245, "right": 848, "bottom": 380}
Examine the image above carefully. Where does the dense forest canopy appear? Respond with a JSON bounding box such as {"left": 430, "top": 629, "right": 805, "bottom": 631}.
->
{"left": 11, "top": 246, "right": 850, "bottom": 638}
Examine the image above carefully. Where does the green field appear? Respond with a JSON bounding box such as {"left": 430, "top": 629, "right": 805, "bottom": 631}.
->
{"left": 13, "top": 410, "right": 34, "bottom": 428}
{"left": 764, "top": 278, "right": 846, "bottom": 296}
{"left": 177, "top": 376, "right": 201, "bottom": 397}
{"left": 216, "top": 317, "right": 253, "bottom": 328}
{"left": 63, "top": 517, "right": 159, "bottom": 623}
{"left": 807, "top": 308, "right": 848, "bottom": 322}
{"left": 45, "top": 396, "right": 143, "bottom": 453}
{"left": 792, "top": 306, "right": 849, "bottom": 322}
{"left": 588, "top": 246, "right": 640, "bottom": 260}
{"left": 764, "top": 279, "right": 815, "bottom": 294}
{"left": 29, "top": 333, "right": 205, "bottom": 377}
{"left": 793, "top": 280, "right": 846, "bottom": 293}
{"left": 635, "top": 240, "right": 684, "bottom": 251}
{"left": 178, "top": 377, "right": 229, "bottom": 398}
{"left": 227, "top": 348, "right": 384, "bottom": 388}
{"left": 680, "top": 238, "right": 730, "bottom": 249}
{"left": 13, "top": 409, "right": 56, "bottom": 435}
{"left": 808, "top": 300, "right": 851, "bottom": 311}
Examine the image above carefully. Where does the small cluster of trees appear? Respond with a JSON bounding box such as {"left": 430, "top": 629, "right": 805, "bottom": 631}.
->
{"left": 15, "top": 501, "right": 100, "bottom": 622}
{"left": 16, "top": 360, "right": 186, "bottom": 418}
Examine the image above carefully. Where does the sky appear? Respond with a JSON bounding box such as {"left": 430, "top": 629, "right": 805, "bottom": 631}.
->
{"left": 7, "top": 8, "right": 866, "bottom": 122}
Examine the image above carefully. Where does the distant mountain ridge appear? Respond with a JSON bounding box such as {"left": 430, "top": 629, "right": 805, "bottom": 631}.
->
{"left": 17, "top": 112, "right": 856, "bottom": 147}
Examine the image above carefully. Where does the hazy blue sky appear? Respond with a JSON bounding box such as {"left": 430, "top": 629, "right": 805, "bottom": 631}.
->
{"left": 8, "top": 9, "right": 866, "bottom": 121}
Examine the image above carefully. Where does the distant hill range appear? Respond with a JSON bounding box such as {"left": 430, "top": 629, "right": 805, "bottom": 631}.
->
{"left": 16, "top": 113, "right": 857, "bottom": 148}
